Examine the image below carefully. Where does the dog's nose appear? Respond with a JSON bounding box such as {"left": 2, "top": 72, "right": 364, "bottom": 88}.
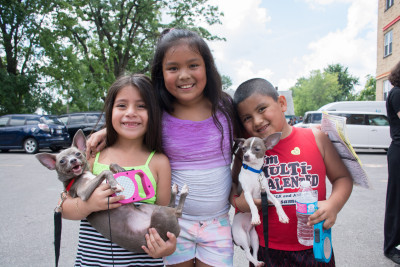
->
{"left": 243, "top": 154, "right": 250, "bottom": 162}
{"left": 70, "top": 158, "right": 77, "bottom": 164}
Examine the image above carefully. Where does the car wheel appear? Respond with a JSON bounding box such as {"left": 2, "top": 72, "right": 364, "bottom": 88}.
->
{"left": 24, "top": 138, "right": 39, "bottom": 154}
{"left": 50, "top": 146, "right": 62, "bottom": 152}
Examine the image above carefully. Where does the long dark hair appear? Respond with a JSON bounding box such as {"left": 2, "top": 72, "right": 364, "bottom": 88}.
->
{"left": 151, "top": 28, "right": 238, "bottom": 156}
{"left": 103, "top": 73, "right": 163, "bottom": 152}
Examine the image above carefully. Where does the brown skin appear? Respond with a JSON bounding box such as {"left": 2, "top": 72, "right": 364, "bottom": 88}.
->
{"left": 230, "top": 93, "right": 353, "bottom": 230}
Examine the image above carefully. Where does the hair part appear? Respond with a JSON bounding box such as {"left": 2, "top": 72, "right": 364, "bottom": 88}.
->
{"left": 103, "top": 73, "right": 163, "bottom": 152}
{"left": 389, "top": 60, "right": 400, "bottom": 88}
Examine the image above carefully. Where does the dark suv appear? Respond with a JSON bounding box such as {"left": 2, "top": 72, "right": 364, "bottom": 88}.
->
{"left": 0, "top": 114, "right": 70, "bottom": 153}
{"left": 58, "top": 112, "right": 105, "bottom": 140}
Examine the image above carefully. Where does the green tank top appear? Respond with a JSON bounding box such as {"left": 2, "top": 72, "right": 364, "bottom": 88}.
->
{"left": 92, "top": 151, "right": 157, "bottom": 204}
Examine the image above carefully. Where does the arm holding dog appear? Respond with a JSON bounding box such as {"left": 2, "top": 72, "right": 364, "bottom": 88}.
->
{"left": 61, "top": 184, "right": 124, "bottom": 220}
{"left": 308, "top": 128, "right": 353, "bottom": 229}
{"left": 151, "top": 152, "right": 172, "bottom": 206}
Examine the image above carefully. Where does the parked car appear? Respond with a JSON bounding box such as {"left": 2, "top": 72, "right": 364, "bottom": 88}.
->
{"left": 58, "top": 112, "right": 105, "bottom": 140}
{"left": 295, "top": 110, "right": 391, "bottom": 150}
{"left": 0, "top": 114, "right": 70, "bottom": 154}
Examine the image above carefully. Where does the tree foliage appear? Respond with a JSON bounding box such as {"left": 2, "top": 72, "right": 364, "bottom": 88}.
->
{"left": 290, "top": 70, "right": 340, "bottom": 116}
{"left": 0, "top": 0, "right": 53, "bottom": 115}
{"left": 41, "top": 0, "right": 224, "bottom": 113}
{"left": 0, "top": 0, "right": 223, "bottom": 115}
{"left": 324, "top": 63, "right": 359, "bottom": 101}
{"left": 356, "top": 75, "right": 376, "bottom": 101}
{"left": 221, "top": 75, "right": 232, "bottom": 91}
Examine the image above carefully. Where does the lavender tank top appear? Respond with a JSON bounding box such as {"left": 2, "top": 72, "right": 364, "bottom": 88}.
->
{"left": 162, "top": 111, "right": 233, "bottom": 220}
{"left": 162, "top": 112, "right": 232, "bottom": 169}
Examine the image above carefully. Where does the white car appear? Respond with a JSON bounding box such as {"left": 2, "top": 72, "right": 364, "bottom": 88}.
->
{"left": 294, "top": 110, "right": 391, "bottom": 150}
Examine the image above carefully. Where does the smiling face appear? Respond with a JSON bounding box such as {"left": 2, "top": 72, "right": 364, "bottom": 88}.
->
{"left": 162, "top": 42, "right": 207, "bottom": 107}
{"left": 111, "top": 85, "right": 148, "bottom": 142}
{"left": 237, "top": 93, "right": 291, "bottom": 139}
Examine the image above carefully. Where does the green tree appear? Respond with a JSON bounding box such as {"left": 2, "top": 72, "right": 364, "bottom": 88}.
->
{"left": 221, "top": 75, "right": 232, "bottom": 91}
{"left": 0, "top": 0, "right": 53, "bottom": 115}
{"left": 290, "top": 70, "right": 340, "bottom": 116}
{"left": 42, "top": 0, "right": 223, "bottom": 113}
{"left": 356, "top": 75, "right": 376, "bottom": 101}
{"left": 324, "top": 63, "right": 359, "bottom": 101}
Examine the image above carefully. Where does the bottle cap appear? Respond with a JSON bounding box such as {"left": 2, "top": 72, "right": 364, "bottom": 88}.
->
{"left": 300, "top": 180, "right": 311, "bottom": 188}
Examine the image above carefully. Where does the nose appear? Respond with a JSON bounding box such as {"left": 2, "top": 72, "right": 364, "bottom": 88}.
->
{"left": 70, "top": 158, "right": 77, "bottom": 164}
{"left": 253, "top": 114, "right": 264, "bottom": 127}
{"left": 178, "top": 68, "right": 190, "bottom": 80}
{"left": 125, "top": 106, "right": 137, "bottom": 117}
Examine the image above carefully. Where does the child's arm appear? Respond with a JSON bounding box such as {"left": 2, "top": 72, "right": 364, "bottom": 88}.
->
{"left": 61, "top": 184, "right": 124, "bottom": 220}
{"left": 142, "top": 152, "right": 176, "bottom": 257}
{"left": 309, "top": 128, "right": 353, "bottom": 229}
{"left": 152, "top": 153, "right": 172, "bottom": 206}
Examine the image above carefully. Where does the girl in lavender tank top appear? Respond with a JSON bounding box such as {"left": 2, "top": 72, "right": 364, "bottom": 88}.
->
{"left": 151, "top": 29, "right": 239, "bottom": 267}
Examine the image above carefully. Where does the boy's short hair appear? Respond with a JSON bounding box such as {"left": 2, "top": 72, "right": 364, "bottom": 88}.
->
{"left": 233, "top": 78, "right": 279, "bottom": 108}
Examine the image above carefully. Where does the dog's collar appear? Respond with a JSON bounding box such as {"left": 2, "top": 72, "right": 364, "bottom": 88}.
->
{"left": 242, "top": 163, "right": 263, "bottom": 174}
{"left": 66, "top": 178, "right": 76, "bottom": 192}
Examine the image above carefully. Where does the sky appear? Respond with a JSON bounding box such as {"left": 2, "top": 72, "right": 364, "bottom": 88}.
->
{"left": 204, "top": 0, "right": 378, "bottom": 93}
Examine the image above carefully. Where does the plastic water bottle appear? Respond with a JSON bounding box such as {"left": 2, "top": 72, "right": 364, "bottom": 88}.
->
{"left": 296, "top": 180, "right": 318, "bottom": 246}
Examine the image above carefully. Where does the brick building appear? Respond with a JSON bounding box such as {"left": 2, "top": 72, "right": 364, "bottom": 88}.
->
{"left": 376, "top": 0, "right": 400, "bottom": 100}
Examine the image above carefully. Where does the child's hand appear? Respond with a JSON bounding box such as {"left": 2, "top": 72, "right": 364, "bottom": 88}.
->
{"left": 307, "top": 200, "right": 338, "bottom": 230}
{"left": 86, "top": 183, "right": 124, "bottom": 213}
{"left": 142, "top": 228, "right": 177, "bottom": 258}
{"left": 86, "top": 128, "right": 107, "bottom": 159}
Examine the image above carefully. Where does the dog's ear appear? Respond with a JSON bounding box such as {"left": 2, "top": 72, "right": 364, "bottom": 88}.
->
{"left": 35, "top": 153, "right": 57, "bottom": 170}
{"left": 72, "top": 129, "right": 87, "bottom": 152}
{"left": 234, "top": 138, "right": 246, "bottom": 148}
{"left": 263, "top": 132, "right": 282, "bottom": 150}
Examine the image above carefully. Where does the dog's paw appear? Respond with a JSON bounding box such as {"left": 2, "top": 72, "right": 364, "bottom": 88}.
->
{"left": 278, "top": 212, "right": 289, "bottom": 224}
{"left": 180, "top": 184, "right": 189, "bottom": 195}
{"left": 251, "top": 215, "right": 261, "bottom": 226}
{"left": 111, "top": 183, "right": 124, "bottom": 193}
{"left": 171, "top": 184, "right": 178, "bottom": 194}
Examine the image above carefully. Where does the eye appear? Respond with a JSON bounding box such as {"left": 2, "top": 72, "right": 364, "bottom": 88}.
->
{"left": 75, "top": 152, "right": 81, "bottom": 157}
{"left": 254, "top": 147, "right": 261, "bottom": 152}
{"left": 137, "top": 103, "right": 146, "bottom": 109}
{"left": 59, "top": 159, "right": 65, "bottom": 164}
{"left": 167, "top": 66, "right": 178, "bottom": 71}
{"left": 242, "top": 116, "right": 251, "bottom": 123}
{"left": 258, "top": 106, "right": 266, "bottom": 113}
{"left": 116, "top": 103, "right": 126, "bottom": 108}
{"left": 190, "top": 63, "right": 199, "bottom": 68}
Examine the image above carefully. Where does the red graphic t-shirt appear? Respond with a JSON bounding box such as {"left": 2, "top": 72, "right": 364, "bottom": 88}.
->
{"left": 255, "top": 127, "right": 327, "bottom": 251}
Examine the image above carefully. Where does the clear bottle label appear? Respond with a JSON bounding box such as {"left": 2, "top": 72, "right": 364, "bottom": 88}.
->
{"left": 296, "top": 201, "right": 317, "bottom": 215}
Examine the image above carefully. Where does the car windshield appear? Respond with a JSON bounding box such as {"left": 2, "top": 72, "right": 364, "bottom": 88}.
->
{"left": 42, "top": 116, "right": 64, "bottom": 125}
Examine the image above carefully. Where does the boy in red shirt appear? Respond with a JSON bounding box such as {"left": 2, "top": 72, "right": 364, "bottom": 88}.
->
{"left": 230, "top": 78, "right": 353, "bottom": 266}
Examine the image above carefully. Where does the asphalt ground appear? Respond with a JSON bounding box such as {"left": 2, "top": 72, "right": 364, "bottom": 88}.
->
{"left": 0, "top": 148, "right": 398, "bottom": 266}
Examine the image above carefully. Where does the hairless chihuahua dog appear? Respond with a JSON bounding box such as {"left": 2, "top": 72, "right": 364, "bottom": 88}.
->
{"left": 232, "top": 133, "right": 289, "bottom": 267}
{"left": 36, "top": 129, "right": 188, "bottom": 253}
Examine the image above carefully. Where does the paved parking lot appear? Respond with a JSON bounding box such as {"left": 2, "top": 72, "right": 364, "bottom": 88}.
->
{"left": 0, "top": 149, "right": 397, "bottom": 266}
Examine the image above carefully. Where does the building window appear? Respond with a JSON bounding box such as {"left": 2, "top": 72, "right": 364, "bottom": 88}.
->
{"left": 386, "top": 0, "right": 394, "bottom": 10}
{"left": 384, "top": 79, "right": 392, "bottom": 100}
{"left": 384, "top": 30, "right": 393, "bottom": 57}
